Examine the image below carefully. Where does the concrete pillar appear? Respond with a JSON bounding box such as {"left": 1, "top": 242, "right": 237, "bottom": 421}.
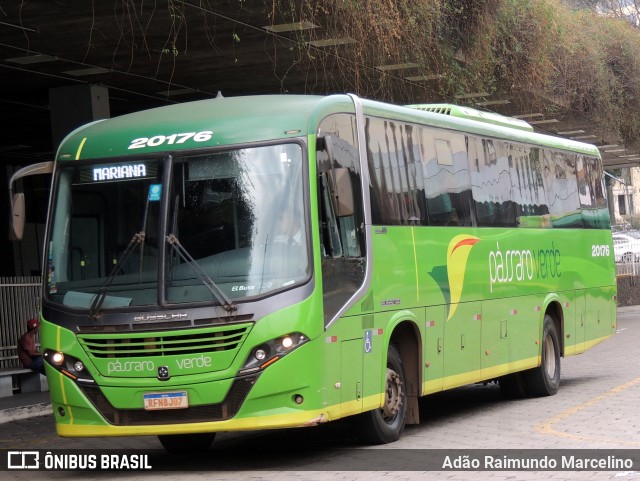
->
{"left": 5, "top": 85, "right": 110, "bottom": 276}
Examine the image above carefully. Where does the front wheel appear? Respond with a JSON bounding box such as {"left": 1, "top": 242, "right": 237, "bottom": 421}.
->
{"left": 158, "top": 432, "right": 216, "bottom": 453}
{"left": 523, "top": 314, "right": 560, "bottom": 396}
{"left": 354, "top": 344, "right": 407, "bottom": 444}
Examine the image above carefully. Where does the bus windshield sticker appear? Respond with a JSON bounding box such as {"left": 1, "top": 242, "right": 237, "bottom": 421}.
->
{"left": 47, "top": 246, "right": 57, "bottom": 294}
{"left": 148, "top": 184, "right": 162, "bottom": 201}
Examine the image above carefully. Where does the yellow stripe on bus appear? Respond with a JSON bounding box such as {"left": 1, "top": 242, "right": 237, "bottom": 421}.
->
{"left": 423, "top": 356, "right": 540, "bottom": 394}
{"left": 54, "top": 325, "right": 74, "bottom": 423}
{"left": 75, "top": 137, "right": 88, "bottom": 160}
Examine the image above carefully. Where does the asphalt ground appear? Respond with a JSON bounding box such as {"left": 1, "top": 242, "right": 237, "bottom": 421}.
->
{"left": 1, "top": 305, "right": 640, "bottom": 480}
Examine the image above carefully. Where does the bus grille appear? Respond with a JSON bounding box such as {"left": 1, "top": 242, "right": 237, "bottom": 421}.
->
{"left": 78, "top": 374, "right": 258, "bottom": 426}
{"left": 78, "top": 323, "right": 252, "bottom": 359}
{"left": 77, "top": 314, "right": 254, "bottom": 333}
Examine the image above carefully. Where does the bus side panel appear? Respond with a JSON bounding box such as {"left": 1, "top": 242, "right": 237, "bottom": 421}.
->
{"left": 612, "top": 286, "right": 618, "bottom": 333}
{"left": 572, "top": 291, "right": 587, "bottom": 355}
{"left": 584, "top": 289, "right": 602, "bottom": 344}
{"left": 422, "top": 305, "right": 445, "bottom": 394}
{"left": 340, "top": 338, "right": 364, "bottom": 416}
{"left": 442, "top": 301, "right": 482, "bottom": 390}
{"left": 553, "top": 290, "right": 575, "bottom": 356}
{"left": 481, "top": 296, "right": 539, "bottom": 379}
{"left": 584, "top": 285, "right": 615, "bottom": 347}
{"left": 323, "top": 312, "right": 385, "bottom": 418}
{"left": 603, "top": 286, "right": 616, "bottom": 338}
{"left": 370, "top": 226, "right": 421, "bottom": 311}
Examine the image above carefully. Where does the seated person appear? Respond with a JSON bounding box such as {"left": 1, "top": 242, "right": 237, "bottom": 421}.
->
{"left": 17, "top": 318, "right": 45, "bottom": 375}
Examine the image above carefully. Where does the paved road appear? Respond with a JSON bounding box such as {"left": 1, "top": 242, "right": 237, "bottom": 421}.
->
{"left": 3, "top": 306, "right": 640, "bottom": 481}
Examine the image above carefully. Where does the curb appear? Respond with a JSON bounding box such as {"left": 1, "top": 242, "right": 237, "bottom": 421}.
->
{"left": 0, "top": 403, "right": 52, "bottom": 424}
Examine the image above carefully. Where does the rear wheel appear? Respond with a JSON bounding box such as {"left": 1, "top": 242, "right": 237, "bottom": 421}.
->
{"left": 158, "top": 433, "right": 216, "bottom": 453}
{"left": 523, "top": 314, "right": 560, "bottom": 397}
{"left": 355, "top": 344, "right": 407, "bottom": 444}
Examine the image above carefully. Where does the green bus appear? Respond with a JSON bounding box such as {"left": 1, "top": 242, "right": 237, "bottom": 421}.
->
{"left": 9, "top": 94, "right": 616, "bottom": 451}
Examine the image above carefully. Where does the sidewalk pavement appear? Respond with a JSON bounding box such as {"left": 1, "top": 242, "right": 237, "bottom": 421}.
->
{"left": 0, "top": 390, "right": 52, "bottom": 424}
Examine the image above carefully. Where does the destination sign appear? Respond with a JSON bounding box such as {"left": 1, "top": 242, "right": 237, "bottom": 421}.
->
{"left": 73, "top": 161, "right": 158, "bottom": 185}
{"left": 93, "top": 164, "right": 146, "bottom": 181}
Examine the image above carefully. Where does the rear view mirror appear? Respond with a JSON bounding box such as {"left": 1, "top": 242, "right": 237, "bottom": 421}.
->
{"left": 8, "top": 161, "right": 54, "bottom": 241}
{"left": 9, "top": 193, "right": 25, "bottom": 241}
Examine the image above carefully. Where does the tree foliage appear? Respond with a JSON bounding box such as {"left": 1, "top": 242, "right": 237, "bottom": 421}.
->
{"left": 278, "top": 0, "right": 640, "bottom": 149}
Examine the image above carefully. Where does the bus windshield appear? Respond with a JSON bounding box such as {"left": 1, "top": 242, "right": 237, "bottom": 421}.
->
{"left": 46, "top": 143, "right": 309, "bottom": 310}
{"left": 165, "top": 144, "right": 308, "bottom": 304}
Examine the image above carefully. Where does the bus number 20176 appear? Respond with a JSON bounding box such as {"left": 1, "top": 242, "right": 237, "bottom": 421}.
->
{"left": 591, "top": 244, "right": 610, "bottom": 257}
{"left": 128, "top": 131, "right": 213, "bottom": 149}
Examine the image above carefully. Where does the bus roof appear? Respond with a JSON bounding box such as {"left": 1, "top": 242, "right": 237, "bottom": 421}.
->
{"left": 56, "top": 94, "right": 601, "bottom": 161}
{"left": 361, "top": 98, "right": 601, "bottom": 157}
{"left": 56, "top": 95, "right": 334, "bottom": 161}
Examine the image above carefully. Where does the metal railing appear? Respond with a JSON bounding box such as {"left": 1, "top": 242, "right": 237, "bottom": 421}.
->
{"left": 613, "top": 234, "right": 640, "bottom": 277}
{"left": 617, "top": 259, "right": 640, "bottom": 277}
{"left": 0, "top": 276, "right": 41, "bottom": 368}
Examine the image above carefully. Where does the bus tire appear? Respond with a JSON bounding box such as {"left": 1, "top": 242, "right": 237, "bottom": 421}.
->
{"left": 523, "top": 314, "right": 560, "bottom": 397}
{"left": 499, "top": 372, "right": 527, "bottom": 399}
{"left": 158, "top": 432, "right": 216, "bottom": 453}
{"left": 355, "top": 344, "right": 407, "bottom": 444}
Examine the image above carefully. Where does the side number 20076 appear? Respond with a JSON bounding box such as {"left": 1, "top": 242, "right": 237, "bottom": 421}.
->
{"left": 128, "top": 131, "right": 213, "bottom": 149}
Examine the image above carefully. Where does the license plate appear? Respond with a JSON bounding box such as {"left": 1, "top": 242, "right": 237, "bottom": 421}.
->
{"left": 143, "top": 391, "right": 189, "bottom": 410}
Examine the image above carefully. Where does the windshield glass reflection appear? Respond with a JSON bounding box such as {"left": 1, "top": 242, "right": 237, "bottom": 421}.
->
{"left": 44, "top": 144, "right": 309, "bottom": 311}
{"left": 46, "top": 160, "right": 163, "bottom": 308}
{"left": 166, "top": 143, "right": 309, "bottom": 303}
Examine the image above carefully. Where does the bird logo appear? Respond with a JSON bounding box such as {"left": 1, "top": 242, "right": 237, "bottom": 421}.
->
{"left": 428, "top": 234, "right": 480, "bottom": 321}
{"left": 446, "top": 235, "right": 480, "bottom": 320}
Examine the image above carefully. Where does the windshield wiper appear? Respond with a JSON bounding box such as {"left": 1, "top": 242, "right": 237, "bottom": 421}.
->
{"left": 165, "top": 234, "right": 237, "bottom": 312}
{"left": 89, "top": 232, "right": 145, "bottom": 319}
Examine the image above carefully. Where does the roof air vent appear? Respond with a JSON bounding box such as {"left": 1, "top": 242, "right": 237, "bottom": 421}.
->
{"left": 405, "top": 103, "right": 533, "bottom": 132}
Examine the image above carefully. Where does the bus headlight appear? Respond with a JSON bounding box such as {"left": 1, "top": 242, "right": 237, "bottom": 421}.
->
{"left": 44, "top": 349, "right": 94, "bottom": 383}
{"left": 239, "top": 332, "right": 308, "bottom": 375}
{"left": 50, "top": 352, "right": 65, "bottom": 366}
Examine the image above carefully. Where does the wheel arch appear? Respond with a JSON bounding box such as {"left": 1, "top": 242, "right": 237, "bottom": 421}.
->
{"left": 544, "top": 299, "right": 564, "bottom": 357}
{"left": 388, "top": 316, "right": 422, "bottom": 425}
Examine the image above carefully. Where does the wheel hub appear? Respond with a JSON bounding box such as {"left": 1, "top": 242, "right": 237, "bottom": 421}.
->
{"left": 382, "top": 367, "right": 403, "bottom": 419}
